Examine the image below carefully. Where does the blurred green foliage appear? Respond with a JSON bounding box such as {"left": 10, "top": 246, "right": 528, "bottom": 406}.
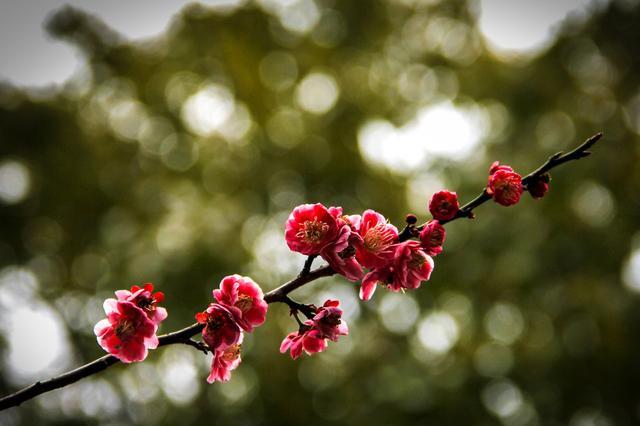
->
{"left": 1, "top": 1, "right": 640, "bottom": 425}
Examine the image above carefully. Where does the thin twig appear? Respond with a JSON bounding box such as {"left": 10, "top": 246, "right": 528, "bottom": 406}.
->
{"left": 521, "top": 132, "right": 602, "bottom": 186}
{"left": 299, "top": 255, "right": 317, "bottom": 277}
{"left": 181, "top": 339, "right": 209, "bottom": 354}
{"left": 398, "top": 214, "right": 419, "bottom": 242}
{"left": 282, "top": 295, "right": 316, "bottom": 319}
{"left": 439, "top": 133, "right": 603, "bottom": 226}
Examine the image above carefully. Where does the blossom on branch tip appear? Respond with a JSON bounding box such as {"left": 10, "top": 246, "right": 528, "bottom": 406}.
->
{"left": 207, "top": 334, "right": 243, "bottom": 383}
{"left": 419, "top": 220, "right": 446, "bottom": 257}
{"left": 115, "top": 283, "right": 167, "bottom": 326}
{"left": 94, "top": 299, "right": 157, "bottom": 363}
{"left": 285, "top": 203, "right": 340, "bottom": 255}
{"left": 527, "top": 174, "right": 550, "bottom": 199}
{"left": 196, "top": 304, "right": 242, "bottom": 351}
{"left": 429, "top": 190, "right": 460, "bottom": 221}
{"left": 213, "top": 275, "right": 268, "bottom": 333}
{"left": 487, "top": 161, "right": 523, "bottom": 206}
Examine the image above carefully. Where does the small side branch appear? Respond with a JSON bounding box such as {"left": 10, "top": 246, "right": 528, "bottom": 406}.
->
{"left": 181, "top": 339, "right": 210, "bottom": 354}
{"left": 264, "top": 265, "right": 335, "bottom": 304}
{"left": 299, "top": 255, "right": 317, "bottom": 277}
{"left": 398, "top": 214, "right": 419, "bottom": 242}
{"left": 439, "top": 133, "right": 603, "bottom": 226}
{"left": 282, "top": 295, "right": 316, "bottom": 319}
{"left": 440, "top": 190, "right": 491, "bottom": 225}
{"left": 522, "top": 132, "right": 602, "bottom": 186}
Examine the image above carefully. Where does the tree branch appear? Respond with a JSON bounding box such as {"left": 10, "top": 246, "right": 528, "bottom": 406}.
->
{"left": 0, "top": 265, "right": 335, "bottom": 410}
{"left": 521, "top": 132, "right": 602, "bottom": 186}
{"left": 180, "top": 339, "right": 210, "bottom": 354}
{"left": 439, "top": 132, "right": 603, "bottom": 225}
{"left": 299, "top": 255, "right": 317, "bottom": 277}
{"left": 0, "top": 133, "right": 602, "bottom": 411}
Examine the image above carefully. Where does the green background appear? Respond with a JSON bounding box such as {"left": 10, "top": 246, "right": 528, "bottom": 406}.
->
{"left": 1, "top": 1, "right": 640, "bottom": 425}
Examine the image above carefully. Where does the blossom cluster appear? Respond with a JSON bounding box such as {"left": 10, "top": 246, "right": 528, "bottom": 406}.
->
{"left": 92, "top": 160, "right": 550, "bottom": 384}
{"left": 196, "top": 275, "right": 268, "bottom": 382}
{"left": 285, "top": 202, "right": 444, "bottom": 301}
{"left": 280, "top": 300, "right": 349, "bottom": 359}
{"left": 94, "top": 283, "right": 167, "bottom": 363}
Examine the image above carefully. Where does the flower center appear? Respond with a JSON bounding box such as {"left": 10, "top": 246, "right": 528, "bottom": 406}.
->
{"left": 429, "top": 230, "right": 444, "bottom": 246}
{"left": 136, "top": 296, "right": 156, "bottom": 312}
{"left": 207, "top": 312, "right": 225, "bottom": 330}
{"left": 235, "top": 294, "right": 253, "bottom": 313}
{"left": 496, "top": 181, "right": 517, "bottom": 197}
{"left": 438, "top": 201, "right": 450, "bottom": 212}
{"left": 115, "top": 320, "right": 135, "bottom": 338}
{"left": 323, "top": 313, "right": 341, "bottom": 327}
{"left": 410, "top": 252, "right": 426, "bottom": 269}
{"left": 221, "top": 344, "right": 241, "bottom": 362}
{"left": 339, "top": 245, "right": 356, "bottom": 259}
{"left": 364, "top": 224, "right": 394, "bottom": 252}
{"left": 297, "top": 219, "right": 329, "bottom": 243}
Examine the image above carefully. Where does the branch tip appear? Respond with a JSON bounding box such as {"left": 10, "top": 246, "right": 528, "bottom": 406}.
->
{"left": 550, "top": 152, "right": 564, "bottom": 160}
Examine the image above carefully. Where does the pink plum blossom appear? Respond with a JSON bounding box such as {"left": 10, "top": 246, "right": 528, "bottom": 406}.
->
{"left": 419, "top": 220, "right": 446, "bottom": 257}
{"left": 359, "top": 268, "right": 387, "bottom": 301}
{"left": 392, "top": 241, "right": 435, "bottom": 291}
{"left": 487, "top": 162, "right": 523, "bottom": 206}
{"left": 280, "top": 299, "right": 349, "bottom": 359}
{"left": 115, "top": 283, "right": 167, "bottom": 326}
{"left": 359, "top": 241, "right": 435, "bottom": 300}
{"left": 489, "top": 161, "right": 514, "bottom": 175}
{"left": 94, "top": 299, "right": 157, "bottom": 363}
{"left": 312, "top": 300, "right": 348, "bottom": 342}
{"left": 280, "top": 327, "right": 327, "bottom": 360}
{"left": 207, "top": 334, "right": 243, "bottom": 383}
{"left": 213, "top": 275, "right": 268, "bottom": 333}
{"left": 429, "top": 190, "right": 459, "bottom": 221}
{"left": 353, "top": 209, "right": 398, "bottom": 269}
{"left": 319, "top": 221, "right": 364, "bottom": 281}
{"left": 196, "top": 304, "right": 242, "bottom": 351}
{"left": 285, "top": 203, "right": 340, "bottom": 255}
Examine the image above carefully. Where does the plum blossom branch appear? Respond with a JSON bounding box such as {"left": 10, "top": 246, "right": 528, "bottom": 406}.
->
{"left": 0, "top": 266, "right": 335, "bottom": 410}
{"left": 521, "top": 132, "right": 602, "bottom": 186}
{"left": 438, "top": 132, "right": 604, "bottom": 225}
{"left": 0, "top": 133, "right": 603, "bottom": 411}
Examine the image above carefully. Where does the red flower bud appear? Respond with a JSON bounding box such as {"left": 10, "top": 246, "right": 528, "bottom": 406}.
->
{"left": 428, "top": 190, "right": 459, "bottom": 221}
{"left": 487, "top": 162, "right": 523, "bottom": 206}
{"left": 419, "top": 220, "right": 446, "bottom": 257}
{"left": 527, "top": 174, "right": 550, "bottom": 199}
